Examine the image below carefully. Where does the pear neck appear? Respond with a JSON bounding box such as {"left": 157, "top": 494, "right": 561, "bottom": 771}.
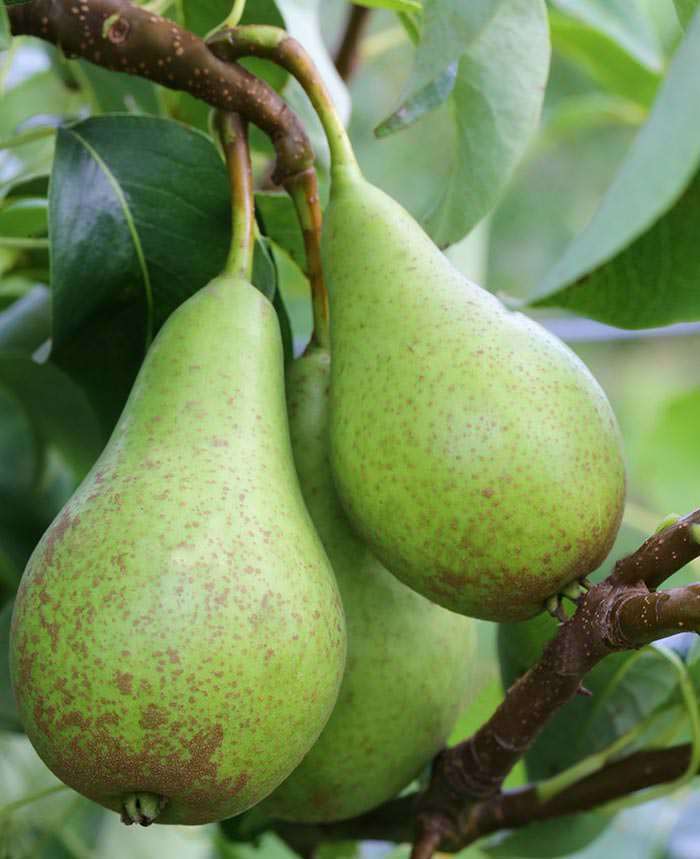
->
{"left": 217, "top": 112, "right": 255, "bottom": 282}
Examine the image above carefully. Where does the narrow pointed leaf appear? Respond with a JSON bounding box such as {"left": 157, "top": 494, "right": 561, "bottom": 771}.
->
{"left": 530, "top": 12, "right": 700, "bottom": 327}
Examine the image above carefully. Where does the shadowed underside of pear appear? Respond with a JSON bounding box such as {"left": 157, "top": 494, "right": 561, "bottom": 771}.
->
{"left": 324, "top": 175, "right": 626, "bottom": 623}
{"left": 10, "top": 278, "right": 346, "bottom": 825}
{"left": 263, "top": 350, "right": 475, "bottom": 823}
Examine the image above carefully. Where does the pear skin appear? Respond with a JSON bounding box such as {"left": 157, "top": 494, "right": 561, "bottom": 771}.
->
{"left": 10, "top": 277, "right": 346, "bottom": 825}
{"left": 324, "top": 170, "right": 625, "bottom": 622}
{"left": 263, "top": 348, "right": 475, "bottom": 823}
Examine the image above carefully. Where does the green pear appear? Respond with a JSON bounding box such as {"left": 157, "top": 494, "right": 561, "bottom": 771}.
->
{"left": 324, "top": 167, "right": 626, "bottom": 622}
{"left": 10, "top": 277, "right": 346, "bottom": 826}
{"left": 262, "top": 348, "right": 475, "bottom": 823}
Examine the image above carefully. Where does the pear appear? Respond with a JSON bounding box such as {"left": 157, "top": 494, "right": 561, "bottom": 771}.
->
{"left": 262, "top": 348, "right": 475, "bottom": 823}
{"left": 10, "top": 277, "right": 346, "bottom": 825}
{"left": 325, "top": 167, "right": 625, "bottom": 622}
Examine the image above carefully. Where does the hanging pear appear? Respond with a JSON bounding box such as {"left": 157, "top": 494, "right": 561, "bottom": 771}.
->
{"left": 324, "top": 169, "right": 625, "bottom": 621}
{"left": 9, "top": 115, "right": 346, "bottom": 826}
{"left": 208, "top": 29, "right": 626, "bottom": 622}
{"left": 262, "top": 348, "right": 475, "bottom": 823}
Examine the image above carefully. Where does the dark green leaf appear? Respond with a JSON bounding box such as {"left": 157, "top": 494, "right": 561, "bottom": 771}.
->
{"left": 0, "top": 197, "right": 48, "bottom": 238}
{"left": 255, "top": 191, "right": 306, "bottom": 272}
{"left": 0, "top": 286, "right": 51, "bottom": 353}
{"left": 483, "top": 812, "right": 611, "bottom": 858}
{"left": 3, "top": 174, "right": 50, "bottom": 201}
{"left": 530, "top": 12, "right": 700, "bottom": 327}
{"left": 49, "top": 116, "right": 231, "bottom": 344}
{"left": 50, "top": 301, "right": 146, "bottom": 440}
{"left": 0, "top": 354, "right": 102, "bottom": 481}
{"left": 0, "top": 1, "right": 10, "bottom": 51}
{"left": 0, "top": 600, "right": 21, "bottom": 731}
{"left": 252, "top": 235, "right": 278, "bottom": 303}
{"left": 0, "top": 387, "right": 38, "bottom": 498}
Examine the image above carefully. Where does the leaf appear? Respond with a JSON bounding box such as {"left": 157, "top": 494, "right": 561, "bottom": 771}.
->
{"left": 0, "top": 2, "right": 10, "bottom": 52}
{"left": 529, "top": 12, "right": 700, "bottom": 328}
{"left": 0, "top": 286, "right": 51, "bottom": 353}
{"left": 49, "top": 116, "right": 231, "bottom": 345}
{"left": 550, "top": 0, "right": 665, "bottom": 70}
{"left": 72, "top": 61, "right": 163, "bottom": 116}
{"left": 0, "top": 600, "right": 21, "bottom": 731}
{"left": 636, "top": 388, "right": 700, "bottom": 516}
{"left": 422, "top": 0, "right": 550, "bottom": 246}
{"left": 0, "top": 354, "right": 102, "bottom": 481}
{"left": 353, "top": 0, "right": 421, "bottom": 11}
{"left": 483, "top": 812, "right": 611, "bottom": 858}
{"left": 255, "top": 191, "right": 306, "bottom": 272}
{"left": 50, "top": 301, "right": 146, "bottom": 439}
{"left": 403, "top": 0, "right": 507, "bottom": 97}
{"left": 376, "top": 64, "right": 457, "bottom": 138}
{"left": 674, "top": 0, "right": 700, "bottom": 28}
{"left": 0, "top": 197, "right": 48, "bottom": 238}
{"left": 548, "top": 8, "right": 660, "bottom": 107}
{"left": 269, "top": 241, "right": 311, "bottom": 358}
{"left": 252, "top": 235, "right": 278, "bottom": 303}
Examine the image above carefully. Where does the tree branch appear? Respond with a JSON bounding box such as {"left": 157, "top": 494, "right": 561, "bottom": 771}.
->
{"left": 7, "top": 0, "right": 313, "bottom": 182}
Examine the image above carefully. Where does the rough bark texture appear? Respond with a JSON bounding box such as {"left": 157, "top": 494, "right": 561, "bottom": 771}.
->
{"left": 7, "top": 0, "right": 313, "bottom": 182}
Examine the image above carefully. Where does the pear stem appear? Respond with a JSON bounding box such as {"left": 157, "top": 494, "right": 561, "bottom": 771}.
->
{"left": 282, "top": 167, "right": 330, "bottom": 350}
{"left": 207, "top": 26, "right": 361, "bottom": 180}
{"left": 217, "top": 112, "right": 255, "bottom": 282}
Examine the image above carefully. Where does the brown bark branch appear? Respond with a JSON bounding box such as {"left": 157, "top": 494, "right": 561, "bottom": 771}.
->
{"left": 334, "top": 4, "right": 372, "bottom": 83}
{"left": 611, "top": 509, "right": 700, "bottom": 589}
{"left": 7, "top": 0, "right": 313, "bottom": 183}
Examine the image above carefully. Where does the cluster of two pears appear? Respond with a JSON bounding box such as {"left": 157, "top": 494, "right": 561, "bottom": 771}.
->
{"left": 8, "top": 237, "right": 476, "bottom": 826}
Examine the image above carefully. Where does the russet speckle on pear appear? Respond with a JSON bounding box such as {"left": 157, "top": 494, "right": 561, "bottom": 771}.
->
{"left": 10, "top": 276, "right": 346, "bottom": 825}
{"left": 262, "top": 349, "right": 476, "bottom": 823}
{"left": 324, "top": 169, "right": 626, "bottom": 622}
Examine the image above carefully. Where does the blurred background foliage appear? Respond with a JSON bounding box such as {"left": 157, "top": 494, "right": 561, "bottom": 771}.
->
{"left": 2, "top": 0, "right": 700, "bottom": 857}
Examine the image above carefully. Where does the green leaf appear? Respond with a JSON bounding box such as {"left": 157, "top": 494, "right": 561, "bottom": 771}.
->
{"left": 0, "top": 286, "right": 51, "bottom": 353}
{"left": 637, "top": 389, "right": 700, "bottom": 516}
{"left": 72, "top": 61, "right": 164, "bottom": 116}
{"left": 354, "top": 0, "right": 421, "bottom": 11}
{"left": 252, "top": 235, "right": 278, "bottom": 303}
{"left": 0, "top": 72, "right": 80, "bottom": 198}
{"left": 423, "top": 0, "right": 550, "bottom": 246}
{"left": 483, "top": 812, "right": 611, "bottom": 858}
{"left": 0, "top": 1, "right": 10, "bottom": 51}
{"left": 0, "top": 198, "right": 48, "bottom": 238}
{"left": 376, "top": 64, "right": 457, "bottom": 138}
{"left": 550, "top": 0, "right": 665, "bottom": 70}
{"left": 674, "top": 0, "right": 700, "bottom": 28}
{"left": 0, "top": 354, "right": 102, "bottom": 481}
{"left": 255, "top": 191, "right": 306, "bottom": 272}
{"left": 529, "top": 12, "right": 700, "bottom": 327}
{"left": 49, "top": 116, "right": 231, "bottom": 345}
{"left": 50, "top": 300, "right": 146, "bottom": 440}
{"left": 403, "top": 0, "right": 508, "bottom": 97}
{"left": 0, "top": 601, "right": 21, "bottom": 731}
{"left": 549, "top": 8, "right": 661, "bottom": 107}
